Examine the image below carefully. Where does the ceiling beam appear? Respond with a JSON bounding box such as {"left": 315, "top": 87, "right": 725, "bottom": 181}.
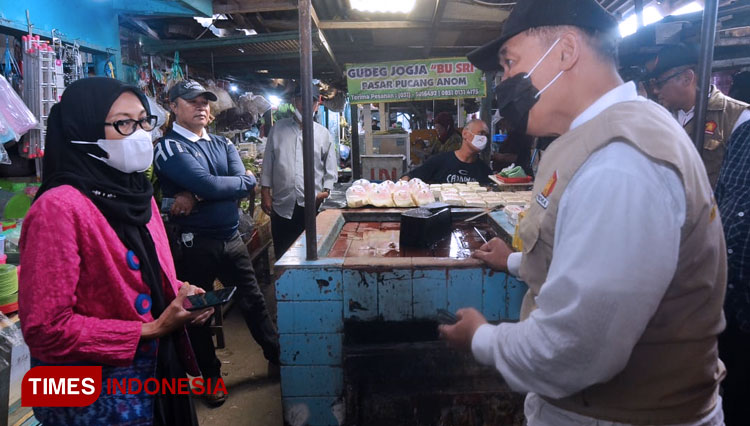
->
{"left": 178, "top": 0, "right": 213, "bottom": 17}
{"left": 258, "top": 19, "right": 299, "bottom": 31}
{"left": 311, "top": 6, "right": 344, "bottom": 79}
{"left": 715, "top": 35, "right": 750, "bottom": 46}
{"left": 248, "top": 13, "right": 271, "bottom": 33}
{"left": 212, "top": 0, "right": 297, "bottom": 14}
{"left": 185, "top": 52, "right": 309, "bottom": 64}
{"left": 712, "top": 56, "right": 750, "bottom": 69}
{"left": 123, "top": 16, "right": 161, "bottom": 40}
{"left": 142, "top": 30, "right": 300, "bottom": 53}
{"left": 318, "top": 20, "right": 501, "bottom": 30}
{"left": 425, "top": 0, "right": 448, "bottom": 58}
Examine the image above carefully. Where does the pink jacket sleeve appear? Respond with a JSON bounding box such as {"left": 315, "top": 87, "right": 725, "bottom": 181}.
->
{"left": 19, "top": 195, "right": 142, "bottom": 366}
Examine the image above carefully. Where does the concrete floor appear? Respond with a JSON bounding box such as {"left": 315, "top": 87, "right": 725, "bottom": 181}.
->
{"left": 194, "top": 307, "right": 284, "bottom": 426}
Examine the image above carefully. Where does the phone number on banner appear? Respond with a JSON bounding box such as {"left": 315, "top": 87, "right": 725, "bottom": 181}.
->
{"left": 350, "top": 88, "right": 482, "bottom": 103}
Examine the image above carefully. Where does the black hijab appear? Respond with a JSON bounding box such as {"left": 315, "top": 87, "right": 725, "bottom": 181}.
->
{"left": 37, "top": 77, "right": 197, "bottom": 425}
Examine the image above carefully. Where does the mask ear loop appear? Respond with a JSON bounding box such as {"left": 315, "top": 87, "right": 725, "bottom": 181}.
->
{"left": 524, "top": 37, "right": 563, "bottom": 80}
{"left": 535, "top": 71, "right": 564, "bottom": 99}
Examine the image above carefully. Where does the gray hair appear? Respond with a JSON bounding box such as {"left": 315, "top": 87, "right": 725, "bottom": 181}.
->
{"left": 465, "top": 119, "right": 489, "bottom": 136}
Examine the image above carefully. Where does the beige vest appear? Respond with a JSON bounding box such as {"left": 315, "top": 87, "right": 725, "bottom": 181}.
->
{"left": 683, "top": 86, "right": 749, "bottom": 188}
{"left": 518, "top": 100, "right": 727, "bottom": 424}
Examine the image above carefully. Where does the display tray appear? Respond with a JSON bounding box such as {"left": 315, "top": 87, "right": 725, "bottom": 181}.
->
{"left": 490, "top": 174, "right": 533, "bottom": 184}
{"left": 327, "top": 220, "right": 494, "bottom": 258}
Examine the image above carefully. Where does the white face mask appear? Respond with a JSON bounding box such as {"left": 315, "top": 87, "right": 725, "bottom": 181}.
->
{"left": 72, "top": 128, "right": 154, "bottom": 174}
{"left": 470, "top": 134, "right": 488, "bottom": 151}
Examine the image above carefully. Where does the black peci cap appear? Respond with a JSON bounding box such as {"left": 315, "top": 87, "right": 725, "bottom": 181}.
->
{"left": 467, "top": 0, "right": 619, "bottom": 71}
{"left": 168, "top": 80, "right": 218, "bottom": 102}
{"left": 646, "top": 43, "right": 699, "bottom": 79}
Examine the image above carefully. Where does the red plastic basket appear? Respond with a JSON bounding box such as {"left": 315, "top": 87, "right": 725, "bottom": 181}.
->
{"left": 495, "top": 175, "right": 533, "bottom": 184}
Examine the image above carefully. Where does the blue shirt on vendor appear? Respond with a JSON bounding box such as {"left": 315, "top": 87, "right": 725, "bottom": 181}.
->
{"left": 154, "top": 122, "right": 255, "bottom": 239}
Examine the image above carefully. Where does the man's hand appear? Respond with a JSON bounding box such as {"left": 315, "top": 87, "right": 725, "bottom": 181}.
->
{"left": 439, "top": 308, "right": 488, "bottom": 350}
{"left": 315, "top": 191, "right": 330, "bottom": 210}
{"left": 170, "top": 191, "right": 197, "bottom": 216}
{"left": 472, "top": 237, "right": 513, "bottom": 272}
{"left": 261, "top": 187, "right": 273, "bottom": 216}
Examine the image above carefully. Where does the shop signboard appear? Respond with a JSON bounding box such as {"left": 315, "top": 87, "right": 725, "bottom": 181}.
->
{"left": 346, "top": 58, "right": 486, "bottom": 104}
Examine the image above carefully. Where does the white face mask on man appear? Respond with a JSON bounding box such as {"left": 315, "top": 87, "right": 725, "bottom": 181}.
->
{"left": 71, "top": 128, "right": 154, "bottom": 174}
{"left": 470, "top": 134, "right": 488, "bottom": 151}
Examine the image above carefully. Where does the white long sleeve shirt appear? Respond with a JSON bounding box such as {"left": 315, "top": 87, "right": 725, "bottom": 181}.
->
{"left": 677, "top": 105, "right": 750, "bottom": 133}
{"left": 261, "top": 117, "right": 338, "bottom": 219}
{"left": 472, "top": 82, "right": 723, "bottom": 426}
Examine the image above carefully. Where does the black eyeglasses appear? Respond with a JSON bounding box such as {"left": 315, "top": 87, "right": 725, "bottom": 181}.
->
{"left": 650, "top": 70, "right": 685, "bottom": 90}
{"left": 104, "top": 115, "right": 158, "bottom": 136}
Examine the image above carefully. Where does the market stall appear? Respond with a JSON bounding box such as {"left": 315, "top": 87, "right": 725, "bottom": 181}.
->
{"left": 346, "top": 57, "right": 490, "bottom": 180}
{"left": 274, "top": 169, "right": 535, "bottom": 423}
{"left": 274, "top": 204, "right": 528, "bottom": 424}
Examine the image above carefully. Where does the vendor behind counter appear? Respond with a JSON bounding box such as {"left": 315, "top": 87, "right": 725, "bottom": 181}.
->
{"left": 492, "top": 128, "right": 533, "bottom": 176}
{"left": 403, "top": 119, "right": 492, "bottom": 185}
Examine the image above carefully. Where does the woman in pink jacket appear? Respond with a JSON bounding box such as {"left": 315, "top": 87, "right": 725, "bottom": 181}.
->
{"left": 19, "top": 78, "right": 213, "bottom": 426}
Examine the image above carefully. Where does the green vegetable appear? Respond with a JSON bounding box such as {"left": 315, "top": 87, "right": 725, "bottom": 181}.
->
{"left": 500, "top": 166, "right": 526, "bottom": 178}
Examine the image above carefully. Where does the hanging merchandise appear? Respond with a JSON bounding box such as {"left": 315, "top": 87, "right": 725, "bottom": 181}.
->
{"left": 53, "top": 36, "right": 85, "bottom": 86}
{"left": 146, "top": 96, "right": 168, "bottom": 141}
{"left": 137, "top": 66, "right": 151, "bottom": 96}
{"left": 105, "top": 59, "right": 115, "bottom": 78}
{"left": 21, "top": 34, "right": 58, "bottom": 171}
{"left": 166, "top": 51, "right": 185, "bottom": 92}
{"left": 238, "top": 93, "right": 271, "bottom": 124}
{"left": 206, "top": 80, "right": 234, "bottom": 116}
{"left": 2, "top": 38, "right": 21, "bottom": 86}
{"left": 0, "top": 74, "right": 38, "bottom": 143}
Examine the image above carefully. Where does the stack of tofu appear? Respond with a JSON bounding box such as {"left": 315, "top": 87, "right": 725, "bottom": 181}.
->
{"left": 496, "top": 191, "right": 533, "bottom": 206}
{"left": 429, "top": 183, "right": 533, "bottom": 208}
{"left": 430, "top": 182, "right": 496, "bottom": 208}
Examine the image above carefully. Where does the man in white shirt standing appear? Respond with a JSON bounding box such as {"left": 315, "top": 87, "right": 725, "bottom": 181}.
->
{"left": 261, "top": 84, "right": 337, "bottom": 257}
{"left": 440, "top": 1, "right": 727, "bottom": 425}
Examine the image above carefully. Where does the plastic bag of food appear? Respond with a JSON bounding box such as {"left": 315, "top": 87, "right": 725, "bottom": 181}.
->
{"left": 393, "top": 189, "right": 414, "bottom": 208}
{"left": 368, "top": 186, "right": 394, "bottom": 208}
{"left": 412, "top": 188, "right": 435, "bottom": 206}
{"left": 346, "top": 185, "right": 368, "bottom": 208}
{"left": 380, "top": 180, "right": 396, "bottom": 194}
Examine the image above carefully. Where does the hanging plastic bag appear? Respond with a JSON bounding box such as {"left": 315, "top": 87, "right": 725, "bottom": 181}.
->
{"left": 206, "top": 80, "right": 234, "bottom": 116}
{"left": 0, "top": 140, "right": 11, "bottom": 165}
{"left": 0, "top": 75, "right": 37, "bottom": 139}
{"left": 0, "top": 113, "right": 17, "bottom": 144}
{"left": 146, "top": 96, "right": 168, "bottom": 141}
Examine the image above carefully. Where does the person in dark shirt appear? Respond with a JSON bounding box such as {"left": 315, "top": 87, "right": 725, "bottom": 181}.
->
{"left": 404, "top": 119, "right": 492, "bottom": 184}
{"left": 715, "top": 120, "right": 750, "bottom": 425}
{"left": 491, "top": 127, "right": 533, "bottom": 176}
{"left": 154, "top": 80, "right": 280, "bottom": 406}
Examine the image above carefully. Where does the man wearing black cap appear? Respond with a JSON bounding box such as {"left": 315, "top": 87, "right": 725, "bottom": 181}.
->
{"left": 647, "top": 43, "right": 750, "bottom": 188}
{"left": 154, "top": 80, "right": 280, "bottom": 406}
{"left": 260, "top": 84, "right": 337, "bottom": 257}
{"left": 440, "top": 1, "right": 727, "bottom": 425}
